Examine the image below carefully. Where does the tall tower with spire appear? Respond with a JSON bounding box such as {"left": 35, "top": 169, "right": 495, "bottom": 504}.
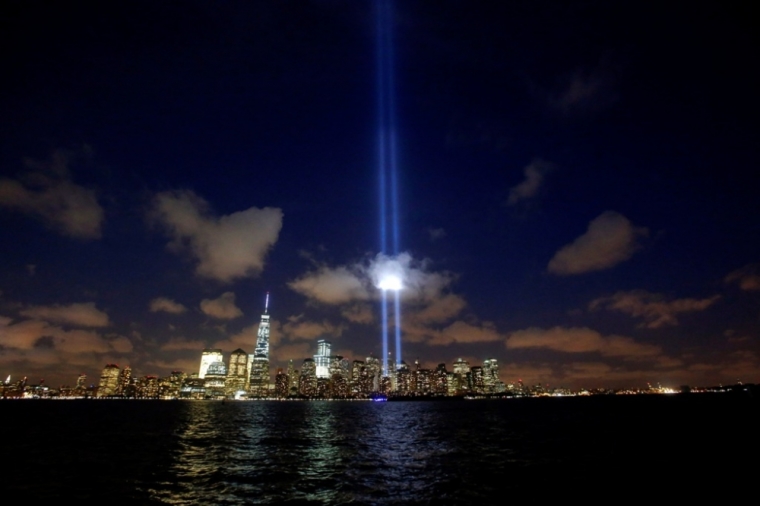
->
{"left": 248, "top": 292, "right": 271, "bottom": 397}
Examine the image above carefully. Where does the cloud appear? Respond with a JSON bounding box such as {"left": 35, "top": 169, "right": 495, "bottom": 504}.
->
{"left": 20, "top": 302, "right": 110, "bottom": 327}
{"left": 200, "top": 292, "right": 243, "bottom": 320}
{"left": 507, "top": 326, "right": 662, "bottom": 358}
{"left": 589, "top": 290, "right": 720, "bottom": 328}
{"left": 429, "top": 320, "right": 503, "bottom": 346}
{"left": 288, "top": 265, "right": 370, "bottom": 304}
{"left": 282, "top": 315, "right": 343, "bottom": 341}
{"left": 149, "top": 297, "right": 188, "bottom": 314}
{"left": 0, "top": 150, "right": 104, "bottom": 239}
{"left": 288, "top": 252, "right": 459, "bottom": 307}
{"left": 427, "top": 227, "right": 446, "bottom": 241}
{"left": 152, "top": 190, "right": 283, "bottom": 282}
{"left": 507, "top": 159, "right": 554, "bottom": 205}
{"left": 160, "top": 337, "right": 207, "bottom": 352}
{"left": 0, "top": 316, "right": 130, "bottom": 354}
{"left": 725, "top": 263, "right": 760, "bottom": 291}
{"left": 340, "top": 303, "right": 375, "bottom": 324}
{"left": 548, "top": 67, "right": 617, "bottom": 115}
{"left": 547, "top": 211, "right": 648, "bottom": 275}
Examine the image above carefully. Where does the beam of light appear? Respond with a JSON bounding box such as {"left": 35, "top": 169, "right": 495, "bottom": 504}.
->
{"left": 394, "top": 289, "right": 402, "bottom": 368}
{"left": 376, "top": 0, "right": 403, "bottom": 376}
{"left": 381, "top": 290, "right": 389, "bottom": 377}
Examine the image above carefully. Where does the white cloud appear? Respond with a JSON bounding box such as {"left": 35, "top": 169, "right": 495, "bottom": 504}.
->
{"left": 152, "top": 190, "right": 283, "bottom": 282}
{"left": 288, "top": 265, "right": 370, "bottom": 304}
{"left": 289, "top": 252, "right": 459, "bottom": 308}
{"left": 200, "top": 292, "right": 243, "bottom": 319}
{"left": 149, "top": 297, "right": 187, "bottom": 314}
{"left": 507, "top": 159, "right": 554, "bottom": 205}
{"left": 725, "top": 263, "right": 760, "bottom": 291}
{"left": 20, "top": 302, "right": 110, "bottom": 327}
{"left": 507, "top": 326, "right": 662, "bottom": 358}
{"left": 589, "top": 290, "right": 720, "bottom": 328}
{"left": 0, "top": 150, "right": 103, "bottom": 239}
{"left": 547, "top": 211, "right": 648, "bottom": 275}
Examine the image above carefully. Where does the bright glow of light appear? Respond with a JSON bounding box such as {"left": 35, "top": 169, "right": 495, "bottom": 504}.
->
{"left": 378, "top": 275, "right": 402, "bottom": 291}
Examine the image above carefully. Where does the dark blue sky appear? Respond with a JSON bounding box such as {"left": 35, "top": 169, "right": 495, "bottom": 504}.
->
{"left": 1, "top": 0, "right": 758, "bottom": 388}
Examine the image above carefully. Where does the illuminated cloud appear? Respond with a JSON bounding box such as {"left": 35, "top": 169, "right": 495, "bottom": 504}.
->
{"left": 160, "top": 337, "right": 207, "bottom": 352}
{"left": 507, "top": 159, "right": 554, "bottom": 205}
{"left": 149, "top": 297, "right": 187, "bottom": 314}
{"left": 200, "top": 292, "right": 243, "bottom": 320}
{"left": 0, "top": 316, "right": 131, "bottom": 354}
{"left": 0, "top": 151, "right": 104, "bottom": 239}
{"left": 340, "top": 303, "right": 375, "bottom": 324}
{"left": 288, "top": 265, "right": 370, "bottom": 304}
{"left": 725, "top": 263, "right": 760, "bottom": 291}
{"left": 429, "top": 320, "right": 503, "bottom": 346}
{"left": 288, "top": 252, "right": 459, "bottom": 307}
{"left": 589, "top": 290, "right": 720, "bottom": 328}
{"left": 507, "top": 326, "right": 661, "bottom": 358}
{"left": 152, "top": 190, "right": 283, "bottom": 282}
{"left": 547, "top": 211, "right": 648, "bottom": 275}
{"left": 282, "top": 315, "right": 343, "bottom": 341}
{"left": 20, "top": 302, "right": 110, "bottom": 327}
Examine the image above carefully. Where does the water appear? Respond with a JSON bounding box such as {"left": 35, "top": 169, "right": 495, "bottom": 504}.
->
{"left": 3, "top": 395, "right": 757, "bottom": 504}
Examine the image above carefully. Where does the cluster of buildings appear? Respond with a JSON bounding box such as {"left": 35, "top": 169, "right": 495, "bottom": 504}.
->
{"left": 1, "top": 295, "right": 510, "bottom": 399}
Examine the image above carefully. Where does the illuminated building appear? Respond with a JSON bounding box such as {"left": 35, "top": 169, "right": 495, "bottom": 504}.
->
{"left": 395, "top": 361, "right": 411, "bottom": 395}
{"left": 483, "top": 358, "right": 500, "bottom": 393}
{"left": 471, "top": 366, "right": 484, "bottom": 394}
{"left": 434, "top": 363, "right": 448, "bottom": 395}
{"left": 299, "top": 359, "right": 317, "bottom": 397}
{"left": 76, "top": 374, "right": 87, "bottom": 390}
{"left": 97, "top": 364, "right": 120, "bottom": 397}
{"left": 329, "top": 356, "right": 350, "bottom": 397}
{"left": 314, "top": 339, "right": 331, "bottom": 379}
{"left": 135, "top": 375, "right": 160, "bottom": 398}
{"left": 274, "top": 368, "right": 288, "bottom": 398}
{"left": 226, "top": 348, "right": 249, "bottom": 397}
{"left": 413, "top": 361, "right": 433, "bottom": 395}
{"left": 286, "top": 360, "right": 299, "bottom": 397}
{"left": 452, "top": 358, "right": 471, "bottom": 395}
{"left": 117, "top": 366, "right": 133, "bottom": 397}
{"left": 365, "top": 356, "right": 381, "bottom": 392}
{"left": 199, "top": 349, "right": 223, "bottom": 379}
{"left": 249, "top": 293, "right": 271, "bottom": 397}
{"left": 351, "top": 360, "right": 366, "bottom": 396}
{"left": 204, "top": 361, "right": 227, "bottom": 398}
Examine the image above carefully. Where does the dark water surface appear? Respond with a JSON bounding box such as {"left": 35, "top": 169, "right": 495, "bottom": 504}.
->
{"left": 3, "top": 395, "right": 758, "bottom": 504}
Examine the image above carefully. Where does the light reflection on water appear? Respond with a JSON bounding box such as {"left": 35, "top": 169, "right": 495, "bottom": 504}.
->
{"left": 149, "top": 401, "right": 458, "bottom": 505}
{"left": 4, "top": 396, "right": 754, "bottom": 504}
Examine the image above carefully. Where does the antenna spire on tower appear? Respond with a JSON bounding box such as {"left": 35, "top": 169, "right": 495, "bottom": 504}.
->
{"left": 265, "top": 291, "right": 270, "bottom": 313}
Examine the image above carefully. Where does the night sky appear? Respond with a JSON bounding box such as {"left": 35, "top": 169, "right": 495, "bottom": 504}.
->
{"left": 1, "top": 0, "right": 758, "bottom": 389}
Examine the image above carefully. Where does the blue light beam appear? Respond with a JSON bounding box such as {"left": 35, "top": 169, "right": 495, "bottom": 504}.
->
{"left": 376, "top": 0, "right": 403, "bottom": 377}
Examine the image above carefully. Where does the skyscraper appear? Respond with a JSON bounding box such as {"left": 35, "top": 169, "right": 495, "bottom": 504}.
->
{"left": 199, "top": 349, "right": 223, "bottom": 379}
{"left": 226, "top": 348, "right": 249, "bottom": 397}
{"left": 249, "top": 293, "right": 271, "bottom": 397}
{"left": 314, "top": 339, "right": 331, "bottom": 379}
{"left": 97, "top": 364, "right": 120, "bottom": 397}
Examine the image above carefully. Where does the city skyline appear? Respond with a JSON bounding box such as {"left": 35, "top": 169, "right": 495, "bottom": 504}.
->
{"left": 1, "top": 1, "right": 759, "bottom": 389}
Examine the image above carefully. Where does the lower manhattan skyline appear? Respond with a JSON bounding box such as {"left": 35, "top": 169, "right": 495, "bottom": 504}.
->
{"left": 2, "top": 0, "right": 759, "bottom": 391}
